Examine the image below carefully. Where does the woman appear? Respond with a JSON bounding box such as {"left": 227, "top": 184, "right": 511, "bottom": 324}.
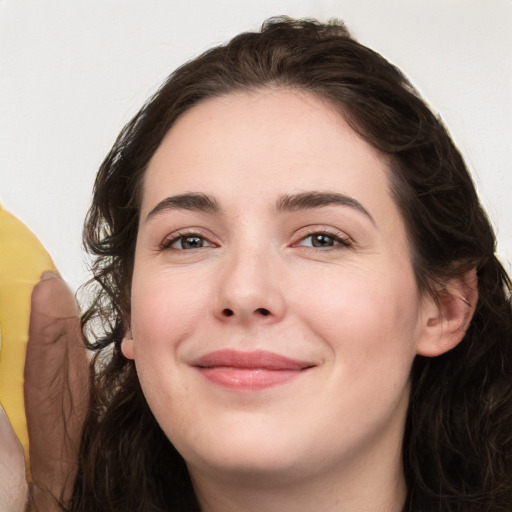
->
{"left": 69, "top": 17, "right": 512, "bottom": 511}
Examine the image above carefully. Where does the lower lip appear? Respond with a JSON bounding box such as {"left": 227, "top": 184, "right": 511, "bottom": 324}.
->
{"left": 197, "top": 367, "right": 305, "bottom": 390}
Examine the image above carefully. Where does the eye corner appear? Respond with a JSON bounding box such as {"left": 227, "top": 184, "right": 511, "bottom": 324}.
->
{"left": 158, "top": 229, "right": 219, "bottom": 252}
{"left": 291, "top": 228, "right": 352, "bottom": 251}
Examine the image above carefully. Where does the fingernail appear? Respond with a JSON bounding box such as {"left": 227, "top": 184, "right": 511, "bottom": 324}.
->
{"left": 41, "top": 270, "right": 60, "bottom": 280}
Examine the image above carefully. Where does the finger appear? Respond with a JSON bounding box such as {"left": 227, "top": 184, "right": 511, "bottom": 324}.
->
{"left": 0, "top": 405, "right": 28, "bottom": 512}
{"left": 24, "top": 275, "right": 89, "bottom": 507}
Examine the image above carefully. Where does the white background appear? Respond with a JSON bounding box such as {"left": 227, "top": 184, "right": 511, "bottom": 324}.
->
{"left": 1, "top": 0, "right": 511, "bottom": 291}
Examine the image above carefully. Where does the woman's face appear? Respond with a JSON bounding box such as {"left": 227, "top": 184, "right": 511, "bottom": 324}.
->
{"left": 123, "top": 89, "right": 438, "bottom": 486}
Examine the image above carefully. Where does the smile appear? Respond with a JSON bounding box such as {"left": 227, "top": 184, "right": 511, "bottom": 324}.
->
{"left": 191, "top": 349, "right": 316, "bottom": 390}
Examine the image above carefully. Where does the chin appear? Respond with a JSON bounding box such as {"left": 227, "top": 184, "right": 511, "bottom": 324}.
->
{"left": 175, "top": 424, "right": 309, "bottom": 482}
{"left": 189, "top": 449, "right": 309, "bottom": 487}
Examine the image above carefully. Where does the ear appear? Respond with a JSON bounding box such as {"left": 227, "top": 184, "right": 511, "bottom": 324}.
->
{"left": 416, "top": 268, "right": 478, "bottom": 357}
{"left": 121, "top": 330, "right": 135, "bottom": 360}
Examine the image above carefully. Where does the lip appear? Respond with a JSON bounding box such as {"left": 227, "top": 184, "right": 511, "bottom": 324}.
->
{"left": 191, "top": 349, "right": 316, "bottom": 390}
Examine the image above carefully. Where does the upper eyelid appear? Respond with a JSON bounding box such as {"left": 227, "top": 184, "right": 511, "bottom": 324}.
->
{"left": 159, "top": 229, "right": 217, "bottom": 249}
{"left": 300, "top": 233, "right": 350, "bottom": 245}
{"left": 292, "top": 225, "right": 351, "bottom": 241}
{"left": 157, "top": 224, "right": 352, "bottom": 247}
{"left": 294, "top": 234, "right": 351, "bottom": 248}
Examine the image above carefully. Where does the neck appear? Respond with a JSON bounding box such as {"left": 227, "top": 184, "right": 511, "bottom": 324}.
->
{"left": 189, "top": 386, "right": 410, "bottom": 512}
{"left": 190, "top": 436, "right": 407, "bottom": 512}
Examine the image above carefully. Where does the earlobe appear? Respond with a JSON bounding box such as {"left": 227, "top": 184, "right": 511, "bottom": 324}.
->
{"left": 121, "top": 331, "right": 135, "bottom": 360}
{"left": 416, "top": 268, "right": 478, "bottom": 357}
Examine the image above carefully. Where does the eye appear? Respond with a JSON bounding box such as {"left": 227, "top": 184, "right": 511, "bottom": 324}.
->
{"left": 162, "top": 233, "right": 214, "bottom": 250}
{"left": 297, "top": 232, "right": 351, "bottom": 249}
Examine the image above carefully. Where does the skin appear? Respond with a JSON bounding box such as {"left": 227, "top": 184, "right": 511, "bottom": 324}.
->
{"left": 0, "top": 404, "right": 27, "bottom": 512}
{"left": 0, "top": 273, "right": 88, "bottom": 511}
{"left": 122, "top": 89, "right": 474, "bottom": 512}
{"left": 25, "top": 273, "right": 89, "bottom": 511}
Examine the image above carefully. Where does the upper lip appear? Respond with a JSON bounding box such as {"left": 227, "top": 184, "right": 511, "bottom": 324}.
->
{"left": 191, "top": 349, "right": 316, "bottom": 371}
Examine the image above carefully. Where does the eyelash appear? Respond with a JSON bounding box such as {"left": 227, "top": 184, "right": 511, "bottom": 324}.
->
{"left": 159, "top": 228, "right": 351, "bottom": 252}
{"left": 292, "top": 229, "right": 351, "bottom": 250}
{"left": 159, "top": 231, "right": 215, "bottom": 251}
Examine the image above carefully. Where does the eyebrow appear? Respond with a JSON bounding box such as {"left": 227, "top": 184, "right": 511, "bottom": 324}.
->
{"left": 146, "top": 190, "right": 374, "bottom": 225}
{"left": 146, "top": 193, "right": 219, "bottom": 221}
{"left": 276, "top": 191, "right": 375, "bottom": 225}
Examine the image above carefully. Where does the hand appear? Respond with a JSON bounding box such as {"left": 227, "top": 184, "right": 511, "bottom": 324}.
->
{"left": 24, "top": 273, "right": 89, "bottom": 511}
{"left": 0, "top": 405, "right": 28, "bottom": 512}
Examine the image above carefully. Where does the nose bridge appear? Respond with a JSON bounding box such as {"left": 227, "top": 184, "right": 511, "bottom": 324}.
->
{"left": 215, "top": 235, "right": 285, "bottom": 322}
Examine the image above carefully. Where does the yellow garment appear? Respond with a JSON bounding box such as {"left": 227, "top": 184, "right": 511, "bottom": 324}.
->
{"left": 0, "top": 204, "right": 56, "bottom": 476}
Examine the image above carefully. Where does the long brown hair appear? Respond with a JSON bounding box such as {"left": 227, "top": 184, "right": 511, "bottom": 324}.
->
{"left": 71, "top": 18, "right": 512, "bottom": 511}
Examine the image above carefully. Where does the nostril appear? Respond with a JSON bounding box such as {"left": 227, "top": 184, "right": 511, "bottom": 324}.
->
{"left": 221, "top": 307, "right": 271, "bottom": 317}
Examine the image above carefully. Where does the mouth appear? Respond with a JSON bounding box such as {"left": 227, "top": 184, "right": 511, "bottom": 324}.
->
{"left": 191, "top": 349, "right": 316, "bottom": 390}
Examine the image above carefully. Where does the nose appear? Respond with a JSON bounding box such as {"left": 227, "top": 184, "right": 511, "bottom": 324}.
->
{"left": 213, "top": 246, "right": 286, "bottom": 324}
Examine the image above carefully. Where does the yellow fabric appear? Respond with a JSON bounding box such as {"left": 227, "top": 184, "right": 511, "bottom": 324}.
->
{"left": 0, "top": 204, "right": 56, "bottom": 477}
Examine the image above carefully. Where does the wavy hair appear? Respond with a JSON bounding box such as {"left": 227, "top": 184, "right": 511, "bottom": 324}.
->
{"left": 70, "top": 17, "right": 512, "bottom": 511}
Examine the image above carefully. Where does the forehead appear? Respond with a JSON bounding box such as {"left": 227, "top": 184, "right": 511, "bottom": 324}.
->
{"left": 142, "top": 89, "right": 395, "bottom": 220}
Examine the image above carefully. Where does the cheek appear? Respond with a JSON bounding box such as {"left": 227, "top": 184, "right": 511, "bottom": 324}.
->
{"left": 130, "top": 270, "right": 210, "bottom": 359}
{"left": 311, "top": 270, "right": 420, "bottom": 417}
{"left": 295, "top": 263, "right": 421, "bottom": 368}
{"left": 128, "top": 274, "right": 209, "bottom": 427}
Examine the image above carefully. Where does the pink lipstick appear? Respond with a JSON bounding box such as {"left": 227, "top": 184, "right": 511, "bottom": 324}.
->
{"left": 191, "top": 349, "right": 315, "bottom": 390}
